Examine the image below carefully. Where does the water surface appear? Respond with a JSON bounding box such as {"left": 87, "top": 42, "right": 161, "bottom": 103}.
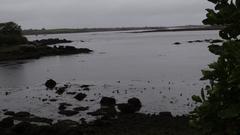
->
{"left": 0, "top": 30, "right": 218, "bottom": 121}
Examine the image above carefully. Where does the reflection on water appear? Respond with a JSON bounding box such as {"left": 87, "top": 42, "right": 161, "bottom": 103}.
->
{"left": 0, "top": 30, "right": 218, "bottom": 120}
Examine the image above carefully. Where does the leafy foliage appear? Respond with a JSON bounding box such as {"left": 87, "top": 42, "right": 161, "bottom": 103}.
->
{"left": 190, "top": 0, "right": 240, "bottom": 135}
{"left": 0, "top": 22, "right": 27, "bottom": 46}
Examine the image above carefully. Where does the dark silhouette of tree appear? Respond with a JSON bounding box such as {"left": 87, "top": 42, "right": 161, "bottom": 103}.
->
{"left": 0, "top": 22, "right": 27, "bottom": 46}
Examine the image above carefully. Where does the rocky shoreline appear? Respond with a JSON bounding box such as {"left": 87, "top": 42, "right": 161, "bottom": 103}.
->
{"left": 0, "top": 113, "right": 200, "bottom": 135}
{"left": 0, "top": 79, "right": 201, "bottom": 135}
{"left": 0, "top": 42, "right": 93, "bottom": 61}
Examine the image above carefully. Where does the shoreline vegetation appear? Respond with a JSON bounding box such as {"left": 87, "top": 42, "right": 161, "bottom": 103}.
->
{"left": 0, "top": 22, "right": 93, "bottom": 61}
{"left": 23, "top": 25, "right": 222, "bottom": 35}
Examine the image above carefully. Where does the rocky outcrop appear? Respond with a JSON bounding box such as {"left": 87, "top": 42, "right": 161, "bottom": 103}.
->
{"left": 74, "top": 93, "right": 87, "bottom": 101}
{"left": 30, "top": 38, "right": 72, "bottom": 46}
{"left": 45, "top": 79, "right": 57, "bottom": 89}
{"left": 117, "top": 98, "right": 142, "bottom": 114}
{"left": 100, "top": 97, "right": 116, "bottom": 107}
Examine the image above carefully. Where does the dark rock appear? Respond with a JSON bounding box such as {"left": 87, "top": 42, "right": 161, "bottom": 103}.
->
{"left": 49, "top": 99, "right": 57, "bottom": 102}
{"left": 4, "top": 111, "right": 15, "bottom": 116}
{"left": 28, "top": 117, "right": 53, "bottom": 124}
{"left": 12, "top": 116, "right": 53, "bottom": 125}
{"left": 74, "top": 93, "right": 87, "bottom": 101}
{"left": 210, "top": 39, "right": 223, "bottom": 43}
{"left": 12, "top": 122, "right": 32, "bottom": 134}
{"left": 45, "top": 79, "right": 57, "bottom": 89}
{"left": 2, "top": 109, "right": 7, "bottom": 112}
{"left": 14, "top": 112, "right": 31, "bottom": 117}
{"left": 55, "top": 120, "right": 79, "bottom": 127}
{"left": 0, "top": 117, "right": 14, "bottom": 128}
{"left": 100, "top": 97, "right": 116, "bottom": 107}
{"left": 66, "top": 92, "right": 76, "bottom": 95}
{"left": 87, "top": 107, "right": 117, "bottom": 117}
{"left": 82, "top": 87, "right": 90, "bottom": 91}
{"left": 196, "top": 40, "right": 202, "bottom": 42}
{"left": 58, "top": 103, "right": 72, "bottom": 110}
{"left": 117, "top": 103, "right": 138, "bottom": 114}
{"left": 58, "top": 110, "right": 79, "bottom": 116}
{"left": 173, "top": 42, "right": 181, "bottom": 45}
{"left": 5, "top": 92, "right": 10, "bottom": 95}
{"left": 73, "top": 106, "right": 89, "bottom": 111}
{"left": 128, "top": 98, "right": 142, "bottom": 109}
{"left": 31, "top": 38, "right": 72, "bottom": 46}
{"left": 56, "top": 86, "right": 67, "bottom": 95}
{"left": 80, "top": 85, "right": 90, "bottom": 88}
{"left": 118, "top": 98, "right": 142, "bottom": 114}
{"left": 159, "top": 112, "right": 173, "bottom": 119}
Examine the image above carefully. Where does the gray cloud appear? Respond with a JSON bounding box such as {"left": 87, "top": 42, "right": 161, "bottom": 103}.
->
{"left": 0, "top": 0, "right": 213, "bottom": 29}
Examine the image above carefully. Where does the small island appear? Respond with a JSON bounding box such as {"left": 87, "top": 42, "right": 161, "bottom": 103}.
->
{"left": 0, "top": 22, "right": 93, "bottom": 61}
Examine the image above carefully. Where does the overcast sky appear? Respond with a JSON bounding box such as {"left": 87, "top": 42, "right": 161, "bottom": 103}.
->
{"left": 0, "top": 0, "right": 213, "bottom": 29}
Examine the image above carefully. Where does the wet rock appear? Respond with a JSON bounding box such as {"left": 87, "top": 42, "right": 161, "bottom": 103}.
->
{"left": 74, "top": 93, "right": 87, "bottom": 101}
{"left": 82, "top": 87, "right": 90, "bottom": 91}
{"left": 56, "top": 86, "right": 67, "bottom": 95}
{"left": 56, "top": 120, "right": 79, "bottom": 127}
{"left": 49, "top": 99, "right": 57, "bottom": 102}
{"left": 80, "top": 85, "right": 90, "bottom": 88}
{"left": 66, "top": 92, "right": 76, "bottom": 95}
{"left": 100, "top": 97, "right": 116, "bottom": 107}
{"left": 31, "top": 38, "right": 72, "bottom": 46}
{"left": 128, "top": 98, "right": 142, "bottom": 110}
{"left": 194, "top": 40, "right": 203, "bottom": 42}
{"left": 87, "top": 107, "right": 117, "bottom": 117}
{"left": 45, "top": 79, "right": 57, "bottom": 89}
{"left": 5, "top": 92, "right": 10, "bottom": 96}
{"left": 12, "top": 122, "right": 32, "bottom": 134}
{"left": 173, "top": 42, "right": 181, "bottom": 45}
{"left": 117, "top": 103, "right": 138, "bottom": 114}
{"left": 58, "top": 103, "right": 72, "bottom": 110}
{"left": 210, "top": 39, "right": 223, "bottom": 43}
{"left": 42, "top": 98, "right": 47, "bottom": 102}
{"left": 14, "top": 112, "right": 31, "bottom": 117}
{"left": 73, "top": 106, "right": 89, "bottom": 111}
{"left": 118, "top": 98, "right": 142, "bottom": 114}
{"left": 159, "top": 112, "right": 173, "bottom": 119}
{"left": 12, "top": 116, "right": 53, "bottom": 125}
{"left": 0, "top": 117, "right": 14, "bottom": 128}
{"left": 58, "top": 110, "right": 79, "bottom": 116}
{"left": 4, "top": 111, "right": 15, "bottom": 116}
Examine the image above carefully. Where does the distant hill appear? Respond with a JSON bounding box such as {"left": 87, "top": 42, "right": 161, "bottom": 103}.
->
{"left": 23, "top": 25, "right": 221, "bottom": 35}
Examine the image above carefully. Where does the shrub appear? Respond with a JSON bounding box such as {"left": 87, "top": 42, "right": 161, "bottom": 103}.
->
{"left": 190, "top": 1, "right": 240, "bottom": 135}
{"left": 0, "top": 22, "right": 28, "bottom": 46}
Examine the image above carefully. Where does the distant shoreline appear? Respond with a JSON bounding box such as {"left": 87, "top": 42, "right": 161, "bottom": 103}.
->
{"left": 23, "top": 25, "right": 221, "bottom": 35}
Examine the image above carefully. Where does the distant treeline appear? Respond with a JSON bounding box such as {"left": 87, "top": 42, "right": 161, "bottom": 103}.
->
{"left": 23, "top": 25, "right": 222, "bottom": 35}
{"left": 22, "top": 27, "right": 164, "bottom": 35}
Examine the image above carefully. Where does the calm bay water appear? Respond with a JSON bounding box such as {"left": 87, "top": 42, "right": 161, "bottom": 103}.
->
{"left": 0, "top": 30, "right": 218, "bottom": 121}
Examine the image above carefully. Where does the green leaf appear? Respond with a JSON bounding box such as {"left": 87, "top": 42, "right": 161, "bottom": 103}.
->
{"left": 192, "top": 95, "right": 202, "bottom": 103}
{"left": 219, "top": 31, "right": 230, "bottom": 40}
{"left": 208, "top": 45, "right": 223, "bottom": 55}
{"left": 237, "top": 0, "right": 240, "bottom": 8}
{"left": 201, "top": 89, "right": 206, "bottom": 101}
{"left": 219, "top": 104, "right": 240, "bottom": 119}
